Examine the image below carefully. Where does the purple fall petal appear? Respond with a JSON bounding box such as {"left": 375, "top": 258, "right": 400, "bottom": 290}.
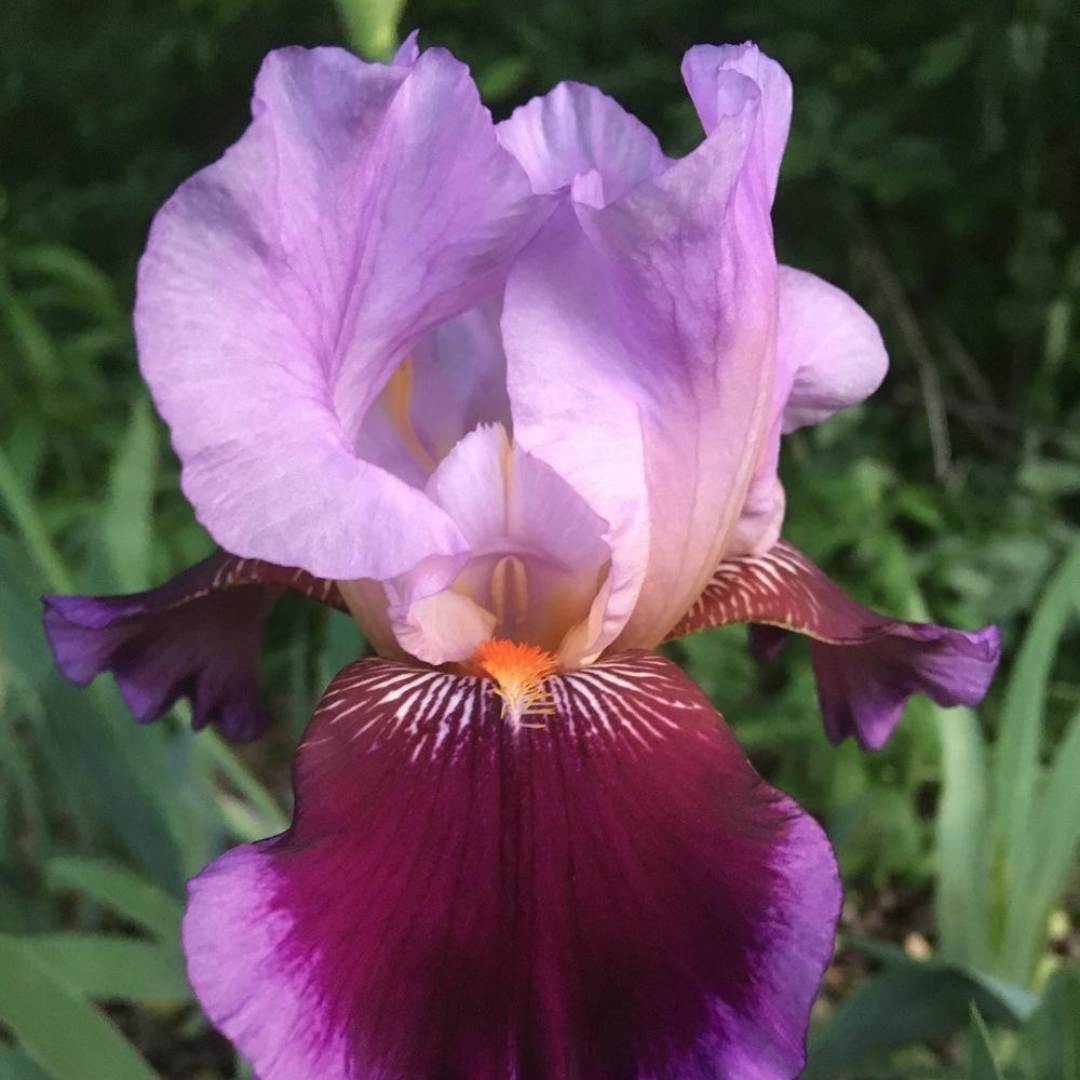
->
{"left": 670, "top": 541, "right": 1001, "bottom": 749}
{"left": 184, "top": 652, "right": 840, "bottom": 1080}
{"left": 42, "top": 552, "right": 344, "bottom": 741}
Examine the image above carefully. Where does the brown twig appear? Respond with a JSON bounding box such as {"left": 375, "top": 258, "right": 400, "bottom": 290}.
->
{"left": 853, "top": 233, "right": 954, "bottom": 483}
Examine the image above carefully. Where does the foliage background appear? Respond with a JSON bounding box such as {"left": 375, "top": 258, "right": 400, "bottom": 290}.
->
{"left": 1, "top": 0, "right": 1078, "bottom": 1076}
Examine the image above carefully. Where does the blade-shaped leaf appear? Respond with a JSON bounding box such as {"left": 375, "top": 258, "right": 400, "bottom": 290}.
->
{"left": 0, "top": 934, "right": 158, "bottom": 1080}
{"left": 46, "top": 857, "right": 183, "bottom": 941}
{"left": 804, "top": 953, "right": 1019, "bottom": 1079}
{"left": 936, "top": 704, "right": 991, "bottom": 969}
{"left": 968, "top": 1006, "right": 1005, "bottom": 1080}
{"left": 28, "top": 932, "right": 190, "bottom": 1004}
{"left": 101, "top": 397, "right": 158, "bottom": 592}
{"left": 1000, "top": 707, "right": 1080, "bottom": 980}
{"left": 992, "top": 538, "right": 1080, "bottom": 963}
{"left": 1017, "top": 965, "right": 1080, "bottom": 1080}
{"left": 0, "top": 1047, "right": 55, "bottom": 1080}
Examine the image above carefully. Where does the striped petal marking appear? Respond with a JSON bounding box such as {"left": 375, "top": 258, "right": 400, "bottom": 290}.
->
{"left": 42, "top": 550, "right": 345, "bottom": 740}
{"left": 184, "top": 650, "right": 840, "bottom": 1080}
{"left": 668, "top": 540, "right": 1001, "bottom": 750}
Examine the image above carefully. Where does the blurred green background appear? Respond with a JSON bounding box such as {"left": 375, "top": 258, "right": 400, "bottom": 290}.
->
{"left": 1, "top": 0, "right": 1079, "bottom": 1077}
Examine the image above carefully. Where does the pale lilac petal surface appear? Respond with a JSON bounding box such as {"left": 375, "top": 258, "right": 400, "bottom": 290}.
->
{"left": 137, "top": 45, "right": 546, "bottom": 580}
{"left": 353, "top": 302, "right": 511, "bottom": 487}
{"left": 504, "top": 64, "right": 778, "bottom": 657}
{"left": 42, "top": 553, "right": 343, "bottom": 740}
{"left": 776, "top": 266, "right": 888, "bottom": 434}
{"left": 683, "top": 48, "right": 886, "bottom": 558}
{"left": 497, "top": 82, "right": 668, "bottom": 205}
{"left": 728, "top": 268, "right": 887, "bottom": 554}
{"left": 388, "top": 423, "right": 611, "bottom": 663}
{"left": 670, "top": 541, "right": 1002, "bottom": 750}
{"left": 682, "top": 43, "right": 792, "bottom": 205}
{"left": 184, "top": 652, "right": 840, "bottom": 1080}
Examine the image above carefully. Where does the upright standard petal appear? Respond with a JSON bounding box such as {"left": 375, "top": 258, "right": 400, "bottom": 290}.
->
{"left": 669, "top": 541, "right": 1002, "bottom": 750}
{"left": 681, "top": 43, "right": 792, "bottom": 206}
{"left": 42, "top": 552, "right": 344, "bottom": 740}
{"left": 728, "top": 267, "right": 888, "bottom": 556}
{"left": 504, "top": 63, "right": 779, "bottom": 659}
{"left": 498, "top": 82, "right": 669, "bottom": 206}
{"left": 775, "top": 266, "right": 888, "bottom": 435}
{"left": 137, "top": 45, "right": 547, "bottom": 581}
{"left": 185, "top": 651, "right": 840, "bottom": 1080}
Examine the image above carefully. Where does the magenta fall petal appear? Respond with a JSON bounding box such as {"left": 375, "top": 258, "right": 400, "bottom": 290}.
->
{"left": 184, "top": 652, "right": 840, "bottom": 1080}
{"left": 670, "top": 541, "right": 1001, "bottom": 750}
{"left": 42, "top": 551, "right": 343, "bottom": 741}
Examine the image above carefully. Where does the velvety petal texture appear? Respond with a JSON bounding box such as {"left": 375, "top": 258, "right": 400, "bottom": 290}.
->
{"left": 503, "top": 48, "right": 783, "bottom": 660}
{"left": 185, "top": 652, "right": 840, "bottom": 1080}
{"left": 42, "top": 552, "right": 343, "bottom": 741}
{"left": 136, "top": 44, "right": 546, "bottom": 581}
{"left": 669, "top": 541, "right": 1002, "bottom": 750}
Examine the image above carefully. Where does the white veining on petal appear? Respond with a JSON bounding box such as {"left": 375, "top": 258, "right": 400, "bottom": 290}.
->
{"left": 307, "top": 652, "right": 701, "bottom": 770}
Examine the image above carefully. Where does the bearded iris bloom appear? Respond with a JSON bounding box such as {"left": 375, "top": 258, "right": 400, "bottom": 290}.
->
{"left": 42, "top": 34, "right": 1001, "bottom": 1080}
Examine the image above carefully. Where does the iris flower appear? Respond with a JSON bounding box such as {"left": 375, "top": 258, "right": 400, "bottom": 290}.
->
{"left": 43, "top": 35, "right": 1001, "bottom": 1080}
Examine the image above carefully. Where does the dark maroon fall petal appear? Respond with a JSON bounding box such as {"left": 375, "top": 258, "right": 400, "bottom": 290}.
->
{"left": 42, "top": 551, "right": 346, "bottom": 741}
{"left": 669, "top": 541, "right": 1001, "bottom": 750}
{"left": 184, "top": 651, "right": 841, "bottom": 1080}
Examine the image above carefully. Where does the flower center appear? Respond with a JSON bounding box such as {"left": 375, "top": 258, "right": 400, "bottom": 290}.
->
{"left": 468, "top": 639, "right": 557, "bottom": 728}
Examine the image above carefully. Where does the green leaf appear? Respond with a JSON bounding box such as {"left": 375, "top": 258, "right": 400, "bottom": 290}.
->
{"left": 101, "top": 397, "right": 157, "bottom": 592}
{"left": 26, "top": 932, "right": 190, "bottom": 1004}
{"left": 991, "top": 538, "right": 1080, "bottom": 981}
{"left": 1017, "top": 965, "right": 1080, "bottom": 1080}
{"left": 0, "top": 935, "right": 158, "bottom": 1080}
{"left": 0, "top": 1047, "right": 55, "bottom": 1080}
{"left": 0, "top": 446, "right": 74, "bottom": 592}
{"left": 1000, "top": 706, "right": 1080, "bottom": 979}
{"left": 936, "top": 705, "right": 991, "bottom": 969}
{"left": 804, "top": 955, "right": 1019, "bottom": 1079}
{"left": 9, "top": 243, "right": 124, "bottom": 324}
{"left": 968, "top": 1006, "right": 1005, "bottom": 1080}
{"left": 46, "top": 857, "right": 183, "bottom": 941}
{"left": 40, "top": 680, "right": 184, "bottom": 890}
{"left": 910, "top": 27, "right": 974, "bottom": 87}
{"left": 0, "top": 273, "right": 59, "bottom": 385}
